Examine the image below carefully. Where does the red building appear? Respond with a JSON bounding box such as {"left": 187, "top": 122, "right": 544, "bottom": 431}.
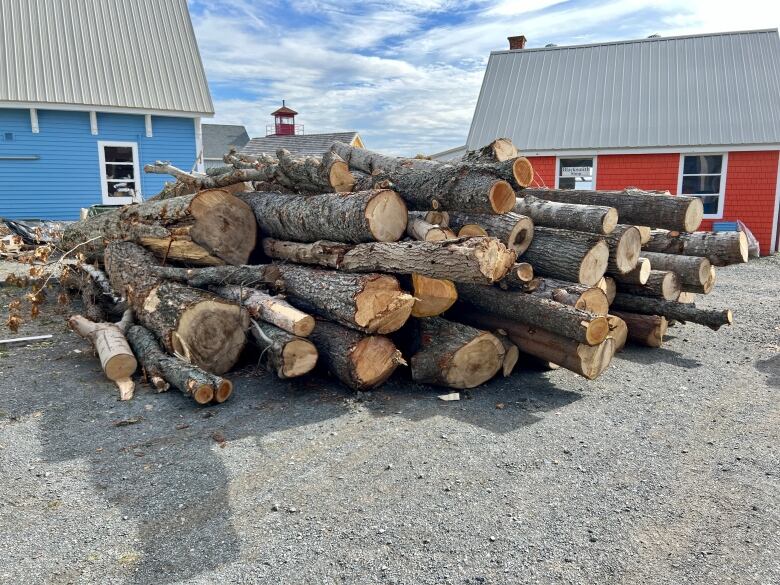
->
{"left": 438, "top": 30, "right": 780, "bottom": 253}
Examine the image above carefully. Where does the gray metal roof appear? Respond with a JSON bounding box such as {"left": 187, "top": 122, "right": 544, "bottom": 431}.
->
{"left": 0, "top": 0, "right": 214, "bottom": 116}
{"left": 241, "top": 132, "right": 361, "bottom": 157}
{"left": 466, "top": 29, "right": 780, "bottom": 151}
{"left": 202, "top": 124, "right": 250, "bottom": 159}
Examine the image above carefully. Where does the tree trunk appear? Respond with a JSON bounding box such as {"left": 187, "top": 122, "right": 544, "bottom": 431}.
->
{"left": 617, "top": 270, "right": 681, "bottom": 301}
{"left": 515, "top": 194, "right": 618, "bottom": 235}
{"left": 611, "top": 294, "right": 732, "bottom": 330}
{"left": 260, "top": 237, "right": 516, "bottom": 284}
{"left": 609, "top": 257, "right": 650, "bottom": 285}
{"left": 456, "top": 284, "right": 610, "bottom": 345}
{"left": 61, "top": 189, "right": 257, "bottom": 266}
{"left": 407, "top": 317, "right": 504, "bottom": 389}
{"left": 524, "top": 188, "right": 704, "bottom": 232}
{"left": 683, "top": 266, "right": 717, "bottom": 294}
{"left": 529, "top": 278, "right": 610, "bottom": 315}
{"left": 238, "top": 189, "right": 407, "bottom": 243}
{"left": 603, "top": 225, "right": 642, "bottom": 274}
{"left": 150, "top": 264, "right": 282, "bottom": 289}
{"left": 274, "top": 264, "right": 414, "bottom": 334}
{"left": 644, "top": 230, "right": 748, "bottom": 266}
{"left": 406, "top": 216, "right": 450, "bottom": 241}
{"left": 307, "top": 319, "right": 404, "bottom": 390}
{"left": 610, "top": 311, "right": 667, "bottom": 348}
{"left": 68, "top": 310, "right": 137, "bottom": 400}
{"left": 126, "top": 325, "right": 230, "bottom": 404}
{"left": 452, "top": 312, "right": 613, "bottom": 380}
{"left": 462, "top": 138, "right": 518, "bottom": 163}
{"left": 447, "top": 212, "right": 534, "bottom": 255}
{"left": 606, "top": 314, "right": 628, "bottom": 352}
{"left": 406, "top": 274, "right": 458, "bottom": 318}
{"left": 639, "top": 251, "right": 711, "bottom": 287}
{"left": 519, "top": 226, "right": 609, "bottom": 286}
{"left": 212, "top": 285, "right": 314, "bottom": 336}
{"left": 248, "top": 320, "right": 318, "bottom": 379}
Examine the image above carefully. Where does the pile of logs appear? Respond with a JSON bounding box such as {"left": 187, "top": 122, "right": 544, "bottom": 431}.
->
{"left": 56, "top": 138, "right": 742, "bottom": 403}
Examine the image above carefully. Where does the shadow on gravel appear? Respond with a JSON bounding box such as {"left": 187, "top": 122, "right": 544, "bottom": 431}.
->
{"left": 756, "top": 354, "right": 780, "bottom": 387}
{"left": 617, "top": 346, "right": 702, "bottom": 369}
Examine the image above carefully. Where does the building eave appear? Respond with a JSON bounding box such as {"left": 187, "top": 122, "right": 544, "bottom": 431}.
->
{"left": 0, "top": 101, "right": 214, "bottom": 118}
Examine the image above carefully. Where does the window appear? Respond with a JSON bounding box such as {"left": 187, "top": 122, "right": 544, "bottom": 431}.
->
{"left": 679, "top": 154, "right": 726, "bottom": 217}
{"left": 558, "top": 157, "right": 595, "bottom": 190}
{"left": 98, "top": 141, "right": 140, "bottom": 205}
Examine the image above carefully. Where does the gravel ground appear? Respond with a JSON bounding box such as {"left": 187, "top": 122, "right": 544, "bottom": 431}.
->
{"left": 0, "top": 257, "right": 778, "bottom": 585}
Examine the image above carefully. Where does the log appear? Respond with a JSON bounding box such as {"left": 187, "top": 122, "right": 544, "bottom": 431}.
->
{"left": 212, "top": 285, "right": 314, "bottom": 336}
{"left": 249, "top": 320, "right": 318, "bottom": 379}
{"left": 456, "top": 284, "right": 610, "bottom": 345}
{"left": 514, "top": 195, "right": 618, "bottom": 235}
{"left": 150, "top": 264, "right": 282, "bottom": 289}
{"left": 462, "top": 138, "right": 518, "bottom": 163}
{"left": 105, "top": 242, "right": 249, "bottom": 374}
{"left": 260, "top": 237, "right": 516, "bottom": 284}
{"left": 60, "top": 267, "right": 108, "bottom": 323}
{"left": 601, "top": 277, "right": 616, "bottom": 304}
{"left": 238, "top": 189, "right": 407, "bottom": 243}
{"left": 463, "top": 158, "right": 535, "bottom": 189}
{"left": 606, "top": 314, "right": 628, "bottom": 352}
{"left": 406, "top": 216, "right": 450, "bottom": 241}
{"left": 611, "top": 311, "right": 667, "bottom": 348}
{"left": 273, "top": 264, "right": 414, "bottom": 334}
{"left": 68, "top": 310, "right": 137, "bottom": 400}
{"left": 604, "top": 225, "right": 642, "bottom": 274}
{"left": 644, "top": 230, "right": 748, "bottom": 266}
{"left": 60, "top": 189, "right": 256, "bottom": 265}
{"left": 424, "top": 211, "right": 450, "bottom": 226}
{"left": 453, "top": 312, "right": 613, "bottom": 380}
{"left": 126, "top": 325, "right": 231, "bottom": 404}
{"left": 677, "top": 292, "right": 696, "bottom": 304}
{"left": 408, "top": 317, "right": 504, "bottom": 389}
{"left": 276, "top": 148, "right": 356, "bottom": 193}
{"left": 618, "top": 270, "right": 681, "bottom": 301}
{"left": 308, "top": 319, "right": 404, "bottom": 390}
{"left": 529, "top": 278, "right": 610, "bottom": 316}
{"left": 519, "top": 226, "right": 609, "bottom": 286}
{"left": 496, "top": 333, "right": 520, "bottom": 377}
{"left": 498, "top": 264, "right": 537, "bottom": 291}
{"left": 609, "top": 257, "right": 651, "bottom": 285}
{"left": 639, "top": 251, "right": 711, "bottom": 287}
{"left": 447, "top": 212, "right": 534, "bottom": 255}
{"left": 452, "top": 222, "right": 489, "bottom": 237}
{"left": 407, "top": 274, "right": 458, "bottom": 317}
{"left": 683, "top": 266, "right": 716, "bottom": 295}
{"left": 635, "top": 226, "right": 651, "bottom": 245}
{"left": 611, "top": 294, "right": 732, "bottom": 330}
{"left": 524, "top": 188, "right": 703, "bottom": 232}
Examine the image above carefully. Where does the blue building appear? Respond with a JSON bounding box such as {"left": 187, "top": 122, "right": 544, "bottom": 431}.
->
{"left": 0, "top": 0, "right": 214, "bottom": 219}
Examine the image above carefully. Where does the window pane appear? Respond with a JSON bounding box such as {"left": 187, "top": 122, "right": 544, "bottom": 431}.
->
{"left": 683, "top": 155, "right": 722, "bottom": 175}
{"left": 682, "top": 175, "right": 720, "bottom": 195}
{"left": 104, "top": 146, "right": 133, "bottom": 163}
{"left": 558, "top": 177, "right": 576, "bottom": 189}
{"left": 696, "top": 194, "right": 720, "bottom": 215}
{"left": 107, "top": 181, "right": 135, "bottom": 197}
{"left": 105, "top": 164, "right": 135, "bottom": 180}
{"left": 559, "top": 158, "right": 594, "bottom": 190}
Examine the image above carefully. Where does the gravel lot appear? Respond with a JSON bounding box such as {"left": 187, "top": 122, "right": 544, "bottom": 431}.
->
{"left": 0, "top": 256, "right": 778, "bottom": 585}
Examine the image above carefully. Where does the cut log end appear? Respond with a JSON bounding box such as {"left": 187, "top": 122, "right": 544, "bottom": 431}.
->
{"left": 189, "top": 189, "right": 258, "bottom": 265}
{"left": 329, "top": 160, "right": 356, "bottom": 192}
{"left": 355, "top": 276, "right": 415, "bottom": 334}
{"left": 457, "top": 225, "right": 489, "bottom": 237}
{"left": 585, "top": 316, "right": 611, "bottom": 346}
{"left": 489, "top": 180, "right": 516, "bottom": 214}
{"left": 614, "top": 226, "right": 642, "bottom": 274}
{"left": 683, "top": 197, "right": 705, "bottom": 232}
{"left": 353, "top": 335, "right": 403, "bottom": 389}
{"left": 737, "top": 231, "right": 749, "bottom": 263}
{"left": 636, "top": 258, "right": 651, "bottom": 284}
{"left": 574, "top": 287, "right": 610, "bottom": 316}
{"left": 282, "top": 338, "right": 319, "bottom": 378}
{"left": 579, "top": 240, "right": 610, "bottom": 286}
{"left": 576, "top": 339, "right": 615, "bottom": 380}
{"left": 213, "top": 379, "right": 234, "bottom": 403}
{"left": 365, "top": 189, "right": 408, "bottom": 242}
{"left": 512, "top": 157, "right": 534, "bottom": 188}
{"left": 515, "top": 262, "right": 534, "bottom": 282}
{"left": 660, "top": 271, "right": 682, "bottom": 301}
{"left": 192, "top": 384, "right": 215, "bottom": 405}
{"left": 602, "top": 208, "right": 619, "bottom": 234}
{"left": 492, "top": 138, "right": 518, "bottom": 162}
{"left": 445, "top": 333, "right": 504, "bottom": 389}
{"left": 410, "top": 274, "right": 458, "bottom": 317}
{"left": 104, "top": 354, "right": 138, "bottom": 381}
{"left": 507, "top": 215, "right": 534, "bottom": 256}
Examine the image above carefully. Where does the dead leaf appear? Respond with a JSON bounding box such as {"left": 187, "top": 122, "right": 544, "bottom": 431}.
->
{"left": 211, "top": 431, "right": 226, "bottom": 444}
{"left": 112, "top": 416, "right": 143, "bottom": 427}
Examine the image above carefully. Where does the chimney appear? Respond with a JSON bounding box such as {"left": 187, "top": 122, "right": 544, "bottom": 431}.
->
{"left": 508, "top": 35, "right": 527, "bottom": 50}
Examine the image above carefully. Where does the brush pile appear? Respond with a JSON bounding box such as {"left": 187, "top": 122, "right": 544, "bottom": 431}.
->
{"left": 54, "top": 138, "right": 743, "bottom": 402}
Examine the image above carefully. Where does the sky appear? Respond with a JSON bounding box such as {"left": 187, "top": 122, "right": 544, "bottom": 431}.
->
{"left": 188, "top": 0, "right": 780, "bottom": 156}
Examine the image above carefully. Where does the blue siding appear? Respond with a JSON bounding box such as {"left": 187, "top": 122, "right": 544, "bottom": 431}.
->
{"left": 0, "top": 108, "right": 197, "bottom": 219}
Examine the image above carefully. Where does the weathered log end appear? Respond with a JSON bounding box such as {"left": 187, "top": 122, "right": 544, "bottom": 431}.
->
{"left": 281, "top": 338, "right": 319, "bottom": 378}
{"left": 512, "top": 157, "right": 534, "bottom": 188}
{"left": 683, "top": 197, "right": 705, "bottom": 232}
{"left": 584, "top": 315, "right": 611, "bottom": 346}
{"left": 410, "top": 274, "right": 458, "bottom": 318}
{"left": 355, "top": 276, "right": 415, "bottom": 334}
{"left": 574, "top": 338, "right": 615, "bottom": 380}
{"left": 515, "top": 263, "right": 534, "bottom": 283}
{"left": 444, "top": 332, "right": 504, "bottom": 388}
{"left": 365, "top": 189, "right": 408, "bottom": 241}
{"left": 580, "top": 240, "right": 610, "bottom": 286}
{"left": 353, "top": 335, "right": 404, "bottom": 389}
{"left": 602, "top": 208, "right": 619, "bottom": 234}
{"left": 188, "top": 189, "right": 258, "bottom": 265}
{"left": 488, "top": 180, "right": 516, "bottom": 214}
{"left": 457, "top": 224, "right": 489, "bottom": 237}
{"left": 570, "top": 287, "right": 610, "bottom": 316}
{"left": 470, "top": 238, "right": 517, "bottom": 283}
{"left": 613, "top": 226, "right": 642, "bottom": 274}
{"left": 507, "top": 214, "right": 534, "bottom": 256}
{"left": 329, "top": 159, "right": 356, "bottom": 192}
{"left": 492, "top": 138, "right": 518, "bottom": 162}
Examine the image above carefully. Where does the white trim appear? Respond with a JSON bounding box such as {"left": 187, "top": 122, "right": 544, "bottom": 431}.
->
{"left": 29, "top": 108, "right": 39, "bottom": 133}
{"left": 555, "top": 155, "right": 597, "bottom": 189}
{"left": 771, "top": 155, "right": 780, "bottom": 253}
{"left": 193, "top": 117, "right": 204, "bottom": 173}
{"left": 145, "top": 114, "right": 153, "bottom": 138}
{"left": 98, "top": 141, "right": 141, "bottom": 205}
{"left": 523, "top": 144, "right": 780, "bottom": 157}
{"left": 0, "top": 101, "right": 212, "bottom": 119}
{"left": 89, "top": 111, "right": 98, "bottom": 136}
{"left": 677, "top": 153, "right": 728, "bottom": 220}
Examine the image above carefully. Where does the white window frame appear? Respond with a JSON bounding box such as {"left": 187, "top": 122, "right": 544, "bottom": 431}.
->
{"left": 98, "top": 141, "right": 141, "bottom": 205}
{"left": 555, "top": 155, "right": 598, "bottom": 189}
{"left": 677, "top": 153, "right": 728, "bottom": 219}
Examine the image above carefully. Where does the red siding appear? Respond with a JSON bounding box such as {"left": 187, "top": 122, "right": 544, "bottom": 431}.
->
{"left": 525, "top": 156, "right": 556, "bottom": 188}
{"left": 596, "top": 153, "right": 680, "bottom": 192}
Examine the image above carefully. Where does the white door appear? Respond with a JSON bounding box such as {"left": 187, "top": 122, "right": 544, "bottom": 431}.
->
{"left": 98, "top": 141, "right": 141, "bottom": 205}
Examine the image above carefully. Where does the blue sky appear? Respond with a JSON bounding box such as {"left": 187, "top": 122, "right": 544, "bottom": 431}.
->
{"left": 188, "top": 0, "right": 779, "bottom": 156}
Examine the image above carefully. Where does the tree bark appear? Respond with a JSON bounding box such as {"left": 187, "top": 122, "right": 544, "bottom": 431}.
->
{"left": 519, "top": 226, "right": 609, "bottom": 286}
{"left": 213, "top": 285, "right": 315, "bottom": 336}
{"left": 462, "top": 138, "right": 518, "bottom": 163}
{"left": 609, "top": 257, "right": 650, "bottom": 285}
{"left": 248, "top": 320, "right": 318, "bottom": 379}
{"left": 611, "top": 294, "right": 732, "bottom": 330}
{"left": 407, "top": 317, "right": 504, "bottom": 389}
{"left": 126, "top": 324, "right": 230, "bottom": 404}
{"left": 610, "top": 311, "right": 667, "bottom": 348}
{"left": 447, "top": 212, "right": 534, "bottom": 255}
{"left": 639, "top": 251, "right": 711, "bottom": 287}
{"left": 617, "top": 270, "right": 681, "bottom": 301}
{"left": 406, "top": 216, "right": 450, "bottom": 241}
{"left": 456, "top": 284, "right": 610, "bottom": 345}
{"left": 515, "top": 194, "right": 618, "bottom": 235}
{"left": 273, "top": 264, "right": 414, "bottom": 334}
{"left": 238, "top": 189, "right": 408, "bottom": 243}
{"left": 60, "top": 190, "right": 257, "bottom": 266}
{"left": 451, "top": 312, "right": 614, "bottom": 380}
{"left": 643, "top": 230, "right": 748, "bottom": 266}
{"left": 308, "top": 319, "right": 404, "bottom": 390}
{"left": 150, "top": 264, "right": 282, "bottom": 289}
{"left": 260, "top": 237, "right": 516, "bottom": 284}
{"left": 524, "top": 188, "right": 704, "bottom": 232}
{"left": 529, "top": 278, "right": 610, "bottom": 315}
